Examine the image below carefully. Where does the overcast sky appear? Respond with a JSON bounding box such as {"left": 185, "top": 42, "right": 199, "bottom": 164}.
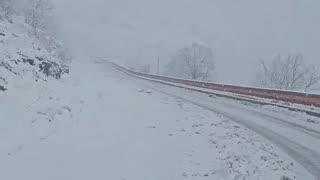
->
{"left": 52, "top": 0, "right": 320, "bottom": 85}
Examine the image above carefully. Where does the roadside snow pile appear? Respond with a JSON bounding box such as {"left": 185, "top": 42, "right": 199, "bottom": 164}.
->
{"left": 0, "top": 16, "right": 68, "bottom": 92}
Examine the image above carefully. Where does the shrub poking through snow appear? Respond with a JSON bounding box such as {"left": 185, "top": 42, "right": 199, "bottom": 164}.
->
{"left": 0, "top": 85, "right": 6, "bottom": 91}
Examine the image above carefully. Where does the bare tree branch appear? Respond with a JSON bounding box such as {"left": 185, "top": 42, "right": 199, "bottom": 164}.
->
{"left": 164, "top": 43, "right": 215, "bottom": 81}
{"left": 256, "top": 54, "right": 320, "bottom": 91}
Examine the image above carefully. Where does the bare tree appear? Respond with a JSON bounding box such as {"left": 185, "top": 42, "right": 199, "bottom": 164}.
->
{"left": 23, "top": 0, "right": 70, "bottom": 62}
{"left": 305, "top": 66, "right": 320, "bottom": 91}
{"left": 24, "top": 0, "right": 54, "bottom": 39}
{"left": 165, "top": 43, "right": 215, "bottom": 81}
{"left": 256, "top": 54, "right": 320, "bottom": 91}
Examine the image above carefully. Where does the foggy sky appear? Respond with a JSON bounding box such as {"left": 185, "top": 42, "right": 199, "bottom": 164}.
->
{"left": 52, "top": 0, "right": 320, "bottom": 85}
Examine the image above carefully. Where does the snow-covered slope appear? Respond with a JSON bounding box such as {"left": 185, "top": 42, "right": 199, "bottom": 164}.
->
{"left": 0, "top": 57, "right": 314, "bottom": 180}
{"left": 0, "top": 16, "right": 68, "bottom": 92}
{"left": 0, "top": 15, "right": 72, "bottom": 167}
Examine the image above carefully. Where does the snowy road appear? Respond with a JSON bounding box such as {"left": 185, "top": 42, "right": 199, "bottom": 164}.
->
{"left": 1, "top": 59, "right": 319, "bottom": 180}
{"left": 153, "top": 89, "right": 320, "bottom": 179}
{"left": 109, "top": 62, "right": 320, "bottom": 180}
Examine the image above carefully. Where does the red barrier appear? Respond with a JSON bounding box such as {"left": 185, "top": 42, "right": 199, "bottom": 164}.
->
{"left": 108, "top": 62, "right": 320, "bottom": 107}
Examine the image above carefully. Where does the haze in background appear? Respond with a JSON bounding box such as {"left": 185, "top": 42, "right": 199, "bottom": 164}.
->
{"left": 52, "top": 0, "right": 320, "bottom": 86}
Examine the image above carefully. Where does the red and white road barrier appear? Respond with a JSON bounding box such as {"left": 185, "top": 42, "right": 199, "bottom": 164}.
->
{"left": 108, "top": 61, "right": 320, "bottom": 108}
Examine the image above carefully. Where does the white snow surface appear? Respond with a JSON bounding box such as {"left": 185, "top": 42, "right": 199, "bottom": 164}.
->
{"left": 112, "top": 66, "right": 320, "bottom": 134}
{"left": 110, "top": 61, "right": 320, "bottom": 179}
{"left": 0, "top": 58, "right": 315, "bottom": 180}
{"left": 0, "top": 16, "right": 67, "bottom": 92}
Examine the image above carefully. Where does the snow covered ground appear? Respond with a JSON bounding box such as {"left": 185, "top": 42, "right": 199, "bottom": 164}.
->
{"left": 0, "top": 15, "right": 68, "bottom": 93}
{"left": 113, "top": 67, "right": 320, "bottom": 137}
{"left": 1, "top": 58, "right": 316, "bottom": 180}
{"left": 110, "top": 61, "right": 320, "bottom": 179}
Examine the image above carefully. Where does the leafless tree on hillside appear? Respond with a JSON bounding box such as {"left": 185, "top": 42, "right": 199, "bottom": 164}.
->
{"left": 256, "top": 54, "right": 320, "bottom": 91}
{"left": 24, "top": 0, "right": 54, "bottom": 38}
{"left": 165, "top": 43, "right": 215, "bottom": 81}
{"left": 0, "top": 0, "right": 13, "bottom": 21}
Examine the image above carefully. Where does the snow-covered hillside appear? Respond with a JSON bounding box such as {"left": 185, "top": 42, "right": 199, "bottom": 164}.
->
{"left": 0, "top": 16, "right": 68, "bottom": 92}
{"left": 0, "top": 15, "right": 71, "bottom": 164}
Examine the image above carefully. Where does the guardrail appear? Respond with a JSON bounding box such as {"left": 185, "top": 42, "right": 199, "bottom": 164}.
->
{"left": 108, "top": 61, "right": 320, "bottom": 107}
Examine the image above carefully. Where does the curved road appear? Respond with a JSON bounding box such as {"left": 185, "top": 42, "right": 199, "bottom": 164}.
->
{"left": 111, "top": 64, "right": 320, "bottom": 180}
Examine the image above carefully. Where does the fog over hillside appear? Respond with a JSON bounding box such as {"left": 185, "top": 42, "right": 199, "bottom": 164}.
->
{"left": 52, "top": 0, "right": 320, "bottom": 85}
